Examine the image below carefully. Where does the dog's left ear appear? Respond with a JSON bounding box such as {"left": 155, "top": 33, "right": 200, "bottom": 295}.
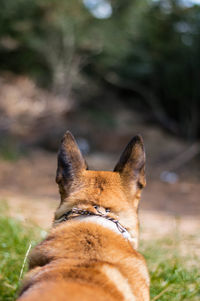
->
{"left": 114, "top": 135, "right": 146, "bottom": 191}
{"left": 56, "top": 131, "right": 88, "bottom": 185}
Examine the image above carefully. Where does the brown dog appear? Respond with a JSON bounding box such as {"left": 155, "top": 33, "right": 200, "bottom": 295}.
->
{"left": 18, "top": 131, "right": 150, "bottom": 301}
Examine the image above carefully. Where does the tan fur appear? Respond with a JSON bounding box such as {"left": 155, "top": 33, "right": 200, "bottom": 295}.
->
{"left": 17, "top": 132, "right": 150, "bottom": 301}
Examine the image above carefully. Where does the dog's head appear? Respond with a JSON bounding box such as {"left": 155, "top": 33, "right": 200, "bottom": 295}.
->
{"left": 55, "top": 131, "right": 146, "bottom": 249}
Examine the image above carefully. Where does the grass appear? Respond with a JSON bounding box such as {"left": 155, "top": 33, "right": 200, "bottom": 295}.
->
{"left": 0, "top": 203, "right": 41, "bottom": 301}
{"left": 0, "top": 203, "right": 199, "bottom": 301}
{"left": 141, "top": 238, "right": 200, "bottom": 300}
{"left": 0, "top": 140, "right": 23, "bottom": 162}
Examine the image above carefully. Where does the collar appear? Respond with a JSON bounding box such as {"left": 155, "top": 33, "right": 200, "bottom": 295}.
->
{"left": 54, "top": 207, "right": 132, "bottom": 241}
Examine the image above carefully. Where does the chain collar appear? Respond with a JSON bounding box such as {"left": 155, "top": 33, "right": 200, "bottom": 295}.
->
{"left": 55, "top": 207, "right": 130, "bottom": 240}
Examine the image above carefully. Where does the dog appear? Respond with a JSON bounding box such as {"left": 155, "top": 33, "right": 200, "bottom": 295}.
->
{"left": 17, "top": 131, "right": 150, "bottom": 301}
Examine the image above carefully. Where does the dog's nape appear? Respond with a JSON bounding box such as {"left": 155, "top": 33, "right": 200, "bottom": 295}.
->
{"left": 55, "top": 131, "right": 146, "bottom": 220}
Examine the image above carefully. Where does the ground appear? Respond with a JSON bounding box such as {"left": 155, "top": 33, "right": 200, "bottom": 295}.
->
{"left": 0, "top": 149, "right": 199, "bottom": 261}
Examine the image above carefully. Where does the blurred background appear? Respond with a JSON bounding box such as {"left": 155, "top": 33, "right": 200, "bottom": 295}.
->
{"left": 0, "top": 0, "right": 199, "bottom": 267}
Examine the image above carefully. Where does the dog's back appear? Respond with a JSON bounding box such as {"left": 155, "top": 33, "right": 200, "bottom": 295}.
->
{"left": 18, "top": 132, "right": 150, "bottom": 301}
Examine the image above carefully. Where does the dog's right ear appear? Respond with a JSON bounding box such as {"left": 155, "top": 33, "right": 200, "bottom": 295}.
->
{"left": 56, "top": 131, "right": 88, "bottom": 185}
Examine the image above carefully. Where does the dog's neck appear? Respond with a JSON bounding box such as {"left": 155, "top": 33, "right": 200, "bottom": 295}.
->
{"left": 54, "top": 207, "right": 135, "bottom": 245}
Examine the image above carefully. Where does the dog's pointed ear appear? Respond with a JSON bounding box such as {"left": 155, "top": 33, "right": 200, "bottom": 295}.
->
{"left": 114, "top": 135, "right": 146, "bottom": 190}
{"left": 56, "top": 131, "right": 88, "bottom": 184}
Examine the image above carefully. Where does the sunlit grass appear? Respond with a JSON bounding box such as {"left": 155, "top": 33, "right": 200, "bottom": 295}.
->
{"left": 0, "top": 202, "right": 199, "bottom": 300}
{"left": 0, "top": 203, "right": 41, "bottom": 301}
{"left": 141, "top": 237, "right": 200, "bottom": 300}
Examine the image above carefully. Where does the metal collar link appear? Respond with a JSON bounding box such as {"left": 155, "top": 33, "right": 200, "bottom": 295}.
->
{"left": 57, "top": 207, "right": 127, "bottom": 234}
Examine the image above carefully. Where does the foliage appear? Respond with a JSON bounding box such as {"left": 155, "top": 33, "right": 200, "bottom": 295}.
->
{"left": 111, "top": 0, "right": 200, "bottom": 139}
{"left": 0, "top": 0, "right": 200, "bottom": 138}
{"left": 85, "top": 0, "right": 200, "bottom": 139}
